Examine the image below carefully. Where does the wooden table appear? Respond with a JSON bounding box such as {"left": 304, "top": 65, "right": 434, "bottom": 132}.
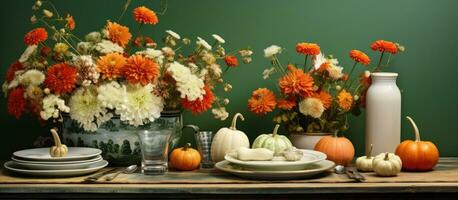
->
{"left": 1, "top": 158, "right": 457, "bottom": 199}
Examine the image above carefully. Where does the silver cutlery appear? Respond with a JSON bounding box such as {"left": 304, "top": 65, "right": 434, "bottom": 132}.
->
{"left": 105, "top": 165, "right": 138, "bottom": 181}
{"left": 84, "top": 168, "right": 117, "bottom": 182}
{"left": 334, "top": 165, "right": 365, "bottom": 182}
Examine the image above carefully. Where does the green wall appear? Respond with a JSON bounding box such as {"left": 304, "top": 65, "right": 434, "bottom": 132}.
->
{"left": 1, "top": 0, "right": 457, "bottom": 159}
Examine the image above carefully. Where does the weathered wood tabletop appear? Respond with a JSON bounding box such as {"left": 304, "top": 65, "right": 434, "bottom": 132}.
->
{"left": 0, "top": 158, "right": 457, "bottom": 199}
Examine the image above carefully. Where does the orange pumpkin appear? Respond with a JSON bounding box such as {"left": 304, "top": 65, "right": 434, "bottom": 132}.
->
{"left": 395, "top": 116, "right": 439, "bottom": 171}
{"left": 169, "top": 143, "right": 201, "bottom": 171}
{"left": 314, "top": 132, "right": 355, "bottom": 166}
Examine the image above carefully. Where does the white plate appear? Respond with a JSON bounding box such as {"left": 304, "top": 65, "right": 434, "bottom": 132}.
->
{"left": 10, "top": 158, "right": 103, "bottom": 170}
{"left": 4, "top": 160, "right": 108, "bottom": 177}
{"left": 216, "top": 160, "right": 335, "bottom": 180}
{"left": 224, "top": 149, "right": 326, "bottom": 171}
{"left": 12, "top": 155, "right": 103, "bottom": 165}
{"left": 13, "top": 147, "right": 102, "bottom": 161}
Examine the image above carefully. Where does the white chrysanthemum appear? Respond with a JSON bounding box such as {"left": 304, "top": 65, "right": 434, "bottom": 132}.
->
{"left": 69, "top": 87, "right": 112, "bottom": 132}
{"left": 299, "top": 98, "right": 324, "bottom": 119}
{"left": 97, "top": 81, "right": 127, "bottom": 110}
{"left": 207, "top": 63, "right": 222, "bottom": 77}
{"left": 77, "top": 42, "right": 93, "bottom": 54}
{"left": 188, "top": 63, "right": 199, "bottom": 74}
{"left": 85, "top": 32, "right": 102, "bottom": 43}
{"left": 136, "top": 48, "right": 164, "bottom": 65}
{"left": 40, "top": 95, "right": 70, "bottom": 120}
{"left": 262, "top": 67, "right": 276, "bottom": 79}
{"left": 264, "top": 45, "right": 282, "bottom": 58}
{"left": 196, "top": 37, "right": 212, "bottom": 50}
{"left": 167, "top": 62, "right": 205, "bottom": 101}
{"left": 212, "top": 34, "right": 225, "bottom": 44}
{"left": 165, "top": 30, "right": 181, "bottom": 40}
{"left": 312, "top": 53, "right": 326, "bottom": 70}
{"left": 117, "top": 84, "right": 164, "bottom": 126}
{"left": 239, "top": 49, "right": 253, "bottom": 57}
{"left": 212, "top": 107, "right": 229, "bottom": 120}
{"left": 19, "top": 69, "right": 45, "bottom": 86}
{"left": 94, "top": 40, "right": 123, "bottom": 54}
{"left": 19, "top": 45, "right": 37, "bottom": 63}
{"left": 327, "top": 65, "right": 344, "bottom": 80}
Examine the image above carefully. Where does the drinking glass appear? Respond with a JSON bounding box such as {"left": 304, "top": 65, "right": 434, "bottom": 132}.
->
{"left": 195, "top": 131, "right": 214, "bottom": 168}
{"left": 137, "top": 128, "right": 173, "bottom": 175}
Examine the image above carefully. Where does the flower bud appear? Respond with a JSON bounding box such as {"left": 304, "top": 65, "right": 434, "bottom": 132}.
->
{"left": 336, "top": 85, "right": 342, "bottom": 91}
{"left": 30, "top": 15, "right": 37, "bottom": 24}
{"left": 43, "top": 9, "right": 53, "bottom": 18}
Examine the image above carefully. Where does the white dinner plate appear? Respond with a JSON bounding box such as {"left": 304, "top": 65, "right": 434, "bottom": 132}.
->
{"left": 13, "top": 147, "right": 102, "bottom": 161}
{"left": 4, "top": 160, "right": 108, "bottom": 177}
{"left": 216, "top": 160, "right": 335, "bottom": 180}
{"left": 10, "top": 158, "right": 103, "bottom": 170}
{"left": 11, "top": 155, "right": 103, "bottom": 165}
{"left": 224, "top": 149, "right": 326, "bottom": 171}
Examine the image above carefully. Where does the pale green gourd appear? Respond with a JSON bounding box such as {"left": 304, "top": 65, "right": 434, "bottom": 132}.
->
{"left": 252, "top": 124, "right": 292, "bottom": 156}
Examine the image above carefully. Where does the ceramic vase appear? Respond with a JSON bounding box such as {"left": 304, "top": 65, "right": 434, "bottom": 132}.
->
{"left": 289, "top": 133, "right": 332, "bottom": 150}
{"left": 365, "top": 72, "right": 401, "bottom": 155}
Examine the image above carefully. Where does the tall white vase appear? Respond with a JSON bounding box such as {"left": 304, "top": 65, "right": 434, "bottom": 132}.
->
{"left": 365, "top": 72, "right": 401, "bottom": 155}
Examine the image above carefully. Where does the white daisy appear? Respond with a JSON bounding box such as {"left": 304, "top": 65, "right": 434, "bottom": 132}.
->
{"left": 69, "top": 87, "right": 112, "bottom": 132}
{"left": 264, "top": 45, "right": 282, "bottom": 58}
{"left": 19, "top": 69, "right": 45, "bottom": 86}
{"left": 94, "top": 40, "right": 124, "bottom": 54}
{"left": 312, "top": 53, "right": 326, "bottom": 70}
{"left": 40, "top": 94, "right": 70, "bottom": 120}
{"left": 299, "top": 98, "right": 324, "bottom": 119}
{"left": 19, "top": 45, "right": 37, "bottom": 63}
{"left": 117, "top": 84, "right": 164, "bottom": 126}
{"left": 165, "top": 30, "right": 181, "bottom": 40}
{"left": 196, "top": 37, "right": 212, "bottom": 50}
{"left": 212, "top": 34, "right": 225, "bottom": 44}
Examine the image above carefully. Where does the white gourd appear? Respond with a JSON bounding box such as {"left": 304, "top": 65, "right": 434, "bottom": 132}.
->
{"left": 211, "top": 113, "right": 250, "bottom": 162}
{"left": 282, "top": 147, "right": 303, "bottom": 161}
{"left": 231, "top": 147, "right": 274, "bottom": 161}
{"left": 372, "top": 152, "right": 402, "bottom": 177}
{"left": 49, "top": 128, "right": 68, "bottom": 157}
{"left": 252, "top": 124, "right": 292, "bottom": 156}
{"left": 356, "top": 144, "right": 374, "bottom": 172}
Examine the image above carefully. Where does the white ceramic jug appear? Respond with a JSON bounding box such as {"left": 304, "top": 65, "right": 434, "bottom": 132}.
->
{"left": 365, "top": 72, "right": 401, "bottom": 155}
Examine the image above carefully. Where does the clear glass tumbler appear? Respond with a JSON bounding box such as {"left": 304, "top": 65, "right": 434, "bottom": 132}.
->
{"left": 137, "top": 128, "right": 173, "bottom": 175}
{"left": 195, "top": 131, "right": 214, "bottom": 168}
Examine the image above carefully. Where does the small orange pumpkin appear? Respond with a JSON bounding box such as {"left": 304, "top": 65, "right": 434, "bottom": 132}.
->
{"left": 314, "top": 131, "right": 355, "bottom": 166}
{"left": 169, "top": 143, "right": 201, "bottom": 171}
{"left": 395, "top": 116, "right": 439, "bottom": 171}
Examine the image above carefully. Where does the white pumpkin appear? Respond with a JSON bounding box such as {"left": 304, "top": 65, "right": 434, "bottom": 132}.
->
{"left": 49, "top": 128, "right": 68, "bottom": 157}
{"left": 252, "top": 124, "right": 292, "bottom": 156}
{"left": 211, "top": 113, "right": 250, "bottom": 162}
{"left": 373, "top": 152, "right": 402, "bottom": 177}
{"left": 356, "top": 144, "right": 374, "bottom": 172}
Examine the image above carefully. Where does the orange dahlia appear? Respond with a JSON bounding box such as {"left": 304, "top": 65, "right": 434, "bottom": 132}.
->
{"left": 296, "top": 42, "right": 320, "bottom": 55}
{"left": 312, "top": 90, "right": 332, "bottom": 110}
{"left": 279, "top": 65, "right": 315, "bottom": 98}
{"left": 97, "top": 53, "right": 127, "bottom": 80}
{"left": 370, "top": 40, "right": 398, "bottom": 54}
{"left": 337, "top": 90, "right": 353, "bottom": 111}
{"left": 7, "top": 87, "right": 26, "bottom": 119}
{"left": 277, "top": 96, "right": 296, "bottom": 110}
{"left": 133, "top": 6, "right": 159, "bottom": 25}
{"left": 224, "top": 55, "right": 238, "bottom": 67}
{"left": 106, "top": 21, "right": 132, "bottom": 47}
{"left": 24, "top": 28, "right": 48, "bottom": 45}
{"left": 44, "top": 63, "right": 77, "bottom": 95}
{"left": 248, "top": 88, "right": 276, "bottom": 115}
{"left": 349, "top": 50, "right": 371, "bottom": 65}
{"left": 182, "top": 85, "right": 215, "bottom": 114}
{"left": 66, "top": 14, "right": 75, "bottom": 30}
{"left": 5, "top": 61, "right": 23, "bottom": 82}
{"left": 122, "top": 55, "right": 159, "bottom": 85}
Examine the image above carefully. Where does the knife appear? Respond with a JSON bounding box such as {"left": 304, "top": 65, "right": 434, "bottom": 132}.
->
{"left": 84, "top": 168, "right": 117, "bottom": 182}
{"left": 346, "top": 167, "right": 366, "bottom": 182}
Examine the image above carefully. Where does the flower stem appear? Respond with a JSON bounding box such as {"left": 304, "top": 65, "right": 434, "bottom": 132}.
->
{"left": 303, "top": 55, "right": 308, "bottom": 71}
{"left": 344, "top": 62, "right": 358, "bottom": 88}
{"left": 374, "top": 52, "right": 385, "bottom": 72}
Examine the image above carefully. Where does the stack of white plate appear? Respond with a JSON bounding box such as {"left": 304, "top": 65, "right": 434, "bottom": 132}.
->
{"left": 4, "top": 147, "right": 108, "bottom": 177}
{"left": 216, "top": 149, "right": 335, "bottom": 180}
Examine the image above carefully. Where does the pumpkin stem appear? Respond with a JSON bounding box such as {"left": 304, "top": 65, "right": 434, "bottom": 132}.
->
{"left": 183, "top": 124, "right": 200, "bottom": 133}
{"left": 183, "top": 143, "right": 191, "bottom": 151}
{"left": 333, "top": 130, "right": 339, "bottom": 138}
{"left": 272, "top": 124, "right": 280, "bottom": 137}
{"left": 406, "top": 116, "right": 421, "bottom": 142}
{"left": 50, "top": 128, "right": 62, "bottom": 147}
{"left": 366, "top": 144, "right": 373, "bottom": 158}
{"left": 384, "top": 152, "right": 390, "bottom": 161}
{"left": 230, "top": 113, "right": 245, "bottom": 130}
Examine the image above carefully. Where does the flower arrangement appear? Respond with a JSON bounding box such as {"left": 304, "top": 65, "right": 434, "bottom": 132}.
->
{"left": 3, "top": 0, "right": 253, "bottom": 132}
{"left": 248, "top": 40, "right": 403, "bottom": 133}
